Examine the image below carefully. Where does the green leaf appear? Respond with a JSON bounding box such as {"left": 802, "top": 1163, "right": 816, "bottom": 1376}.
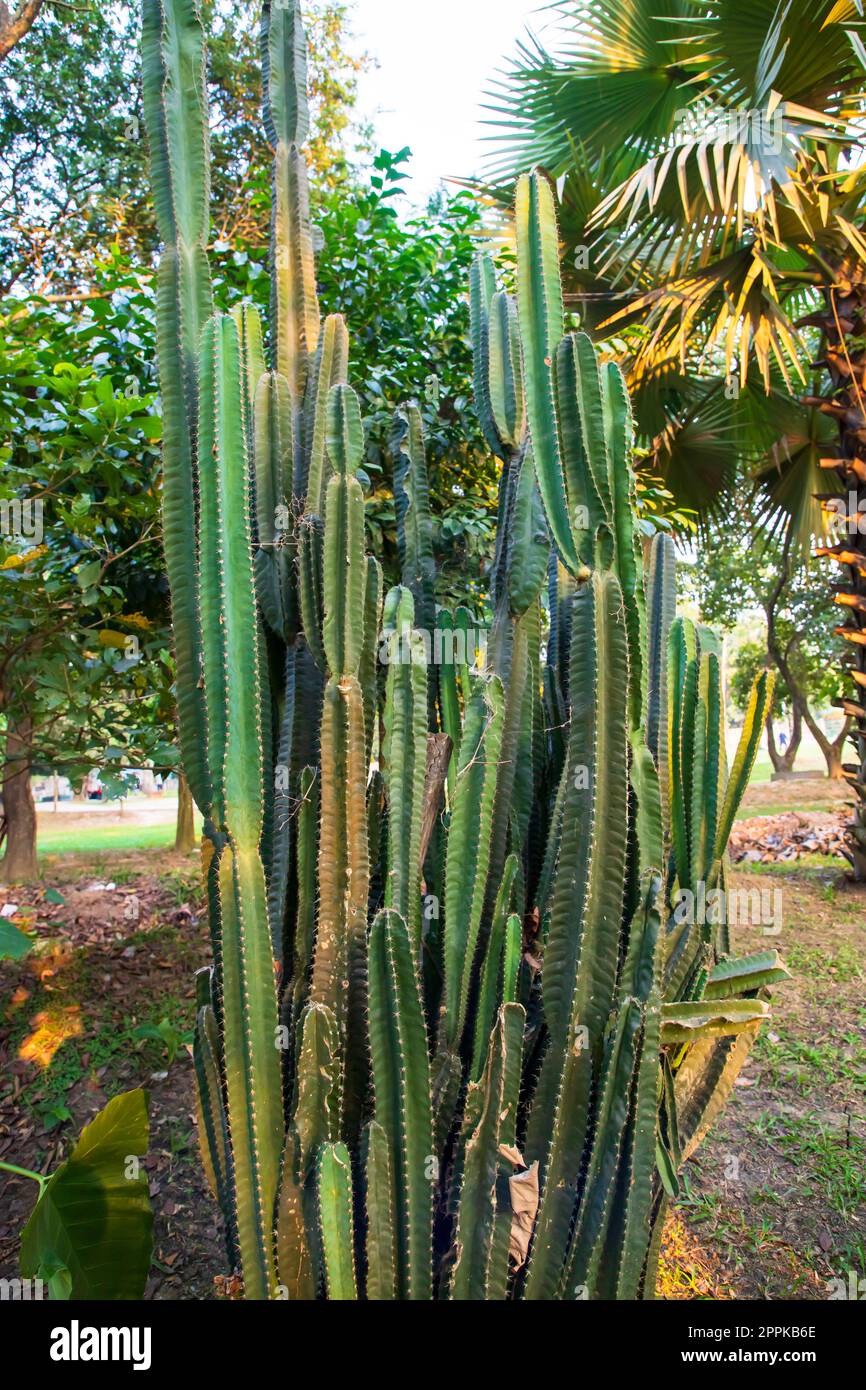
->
{"left": 75, "top": 560, "right": 101, "bottom": 591}
{"left": 0, "top": 918, "right": 34, "bottom": 961}
{"left": 20, "top": 1089, "right": 153, "bottom": 1299}
{"left": 140, "top": 415, "right": 163, "bottom": 440}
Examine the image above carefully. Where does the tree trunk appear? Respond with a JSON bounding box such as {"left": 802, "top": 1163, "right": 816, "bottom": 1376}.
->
{"left": 1, "top": 718, "right": 38, "bottom": 882}
{"left": 825, "top": 717, "right": 852, "bottom": 781}
{"left": 766, "top": 542, "right": 847, "bottom": 781}
{"left": 766, "top": 706, "right": 802, "bottom": 775}
{"left": 785, "top": 705, "right": 803, "bottom": 771}
{"left": 765, "top": 714, "right": 784, "bottom": 772}
{"left": 812, "top": 258, "right": 866, "bottom": 872}
{"left": 174, "top": 770, "right": 196, "bottom": 853}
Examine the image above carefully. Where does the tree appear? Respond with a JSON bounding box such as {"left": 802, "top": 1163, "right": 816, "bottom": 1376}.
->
{"left": 0, "top": 0, "right": 371, "bottom": 293}
{"left": 0, "top": 249, "right": 175, "bottom": 880}
{"left": 731, "top": 639, "right": 802, "bottom": 775}
{"left": 487, "top": 0, "right": 866, "bottom": 864}
{"left": 0, "top": 1, "right": 42, "bottom": 62}
{"left": 693, "top": 518, "right": 849, "bottom": 780}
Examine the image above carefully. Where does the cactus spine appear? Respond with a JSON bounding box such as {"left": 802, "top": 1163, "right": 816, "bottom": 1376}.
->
{"left": 145, "top": 2, "right": 784, "bottom": 1300}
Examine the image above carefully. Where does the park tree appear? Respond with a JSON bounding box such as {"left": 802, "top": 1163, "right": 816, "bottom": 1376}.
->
{"left": 0, "top": 251, "right": 176, "bottom": 880}
{"left": 0, "top": 0, "right": 371, "bottom": 294}
{"left": 486, "top": 0, "right": 866, "bottom": 864}
{"left": 731, "top": 640, "right": 801, "bottom": 776}
{"left": 693, "top": 520, "right": 849, "bottom": 780}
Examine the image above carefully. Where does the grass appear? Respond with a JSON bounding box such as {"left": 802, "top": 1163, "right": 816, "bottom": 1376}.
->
{"left": 37, "top": 819, "right": 200, "bottom": 857}
{"left": 754, "top": 1114, "right": 866, "bottom": 1221}
{"left": 785, "top": 941, "right": 863, "bottom": 984}
{"left": 662, "top": 853, "right": 866, "bottom": 1299}
{"left": 734, "top": 798, "right": 845, "bottom": 819}
{"left": 739, "top": 852, "right": 841, "bottom": 875}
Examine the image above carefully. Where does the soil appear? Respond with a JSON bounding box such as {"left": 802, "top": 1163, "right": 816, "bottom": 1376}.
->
{"left": 0, "top": 853, "right": 226, "bottom": 1300}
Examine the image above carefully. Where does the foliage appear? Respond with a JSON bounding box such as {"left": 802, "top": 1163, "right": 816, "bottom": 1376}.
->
{"left": 0, "top": 0, "right": 371, "bottom": 293}
{"left": 0, "top": 249, "right": 177, "bottom": 791}
{"left": 217, "top": 149, "right": 500, "bottom": 612}
{"left": 15, "top": 1089, "right": 153, "bottom": 1299}
{"left": 132, "top": 1016, "right": 195, "bottom": 1067}
{"left": 484, "top": 0, "right": 864, "bottom": 543}
{"left": 730, "top": 642, "right": 787, "bottom": 723}
{"left": 144, "top": 0, "right": 782, "bottom": 1300}
{"left": 0, "top": 914, "right": 33, "bottom": 959}
{"left": 694, "top": 524, "right": 846, "bottom": 717}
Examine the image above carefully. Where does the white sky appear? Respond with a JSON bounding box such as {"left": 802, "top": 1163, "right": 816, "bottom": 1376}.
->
{"left": 352, "top": 0, "right": 551, "bottom": 202}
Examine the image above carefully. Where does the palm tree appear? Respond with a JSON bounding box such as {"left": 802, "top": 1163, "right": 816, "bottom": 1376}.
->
{"left": 485, "top": 0, "right": 866, "bottom": 875}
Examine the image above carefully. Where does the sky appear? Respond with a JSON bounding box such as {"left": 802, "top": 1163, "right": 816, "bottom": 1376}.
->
{"left": 351, "top": 0, "right": 552, "bottom": 203}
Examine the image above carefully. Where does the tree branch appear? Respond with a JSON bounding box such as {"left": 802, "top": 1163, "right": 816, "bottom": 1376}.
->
{"left": 0, "top": 1, "right": 44, "bottom": 63}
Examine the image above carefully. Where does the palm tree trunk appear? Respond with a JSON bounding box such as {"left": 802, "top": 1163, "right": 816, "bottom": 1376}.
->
{"left": 174, "top": 770, "right": 196, "bottom": 853}
{"left": 812, "top": 261, "right": 866, "bottom": 874}
{"left": 1, "top": 717, "right": 38, "bottom": 882}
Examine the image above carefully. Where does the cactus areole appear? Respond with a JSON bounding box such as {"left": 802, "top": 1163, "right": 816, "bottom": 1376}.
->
{"left": 143, "top": 0, "right": 784, "bottom": 1299}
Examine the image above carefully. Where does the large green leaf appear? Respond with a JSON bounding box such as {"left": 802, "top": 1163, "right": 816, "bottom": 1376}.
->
{"left": 20, "top": 1090, "right": 153, "bottom": 1299}
{"left": 0, "top": 917, "right": 33, "bottom": 961}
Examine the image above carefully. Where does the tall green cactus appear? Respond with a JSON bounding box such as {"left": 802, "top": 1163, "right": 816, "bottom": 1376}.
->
{"left": 145, "top": 2, "right": 785, "bottom": 1300}
{"left": 142, "top": 0, "right": 213, "bottom": 817}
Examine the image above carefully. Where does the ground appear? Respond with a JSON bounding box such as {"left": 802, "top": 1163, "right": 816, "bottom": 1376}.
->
{"left": 0, "top": 851, "right": 224, "bottom": 1300}
{"left": 0, "top": 777, "right": 863, "bottom": 1300}
{"left": 660, "top": 777, "right": 866, "bottom": 1301}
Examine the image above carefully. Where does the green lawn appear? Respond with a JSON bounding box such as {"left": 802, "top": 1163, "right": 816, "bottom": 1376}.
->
{"left": 37, "top": 818, "right": 201, "bottom": 857}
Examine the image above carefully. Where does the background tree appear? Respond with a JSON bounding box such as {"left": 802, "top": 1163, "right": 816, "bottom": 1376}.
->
{"left": 0, "top": 0, "right": 371, "bottom": 293}
{"left": 693, "top": 517, "right": 849, "bottom": 779}
{"left": 0, "top": 250, "right": 175, "bottom": 880}
{"left": 731, "top": 640, "right": 801, "bottom": 775}
{"left": 486, "top": 0, "right": 866, "bottom": 860}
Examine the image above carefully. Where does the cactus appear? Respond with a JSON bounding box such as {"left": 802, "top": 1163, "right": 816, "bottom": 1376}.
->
{"left": 144, "top": 1, "right": 785, "bottom": 1300}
